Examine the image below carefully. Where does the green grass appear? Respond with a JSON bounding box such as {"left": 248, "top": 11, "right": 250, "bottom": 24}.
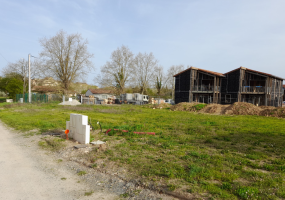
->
{"left": 0, "top": 103, "right": 285, "bottom": 199}
{"left": 84, "top": 191, "right": 94, "bottom": 196}
{"left": 77, "top": 171, "right": 87, "bottom": 176}
{"left": 120, "top": 193, "right": 130, "bottom": 198}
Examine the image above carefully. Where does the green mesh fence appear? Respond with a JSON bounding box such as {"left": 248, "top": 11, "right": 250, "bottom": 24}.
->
{"left": 16, "top": 93, "right": 48, "bottom": 103}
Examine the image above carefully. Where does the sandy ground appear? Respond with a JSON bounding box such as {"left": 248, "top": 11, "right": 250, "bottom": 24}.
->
{"left": 0, "top": 121, "right": 118, "bottom": 200}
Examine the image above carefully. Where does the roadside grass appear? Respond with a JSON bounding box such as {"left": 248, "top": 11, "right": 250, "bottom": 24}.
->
{"left": 0, "top": 103, "right": 285, "bottom": 199}
{"left": 77, "top": 171, "right": 87, "bottom": 176}
{"left": 84, "top": 191, "right": 94, "bottom": 196}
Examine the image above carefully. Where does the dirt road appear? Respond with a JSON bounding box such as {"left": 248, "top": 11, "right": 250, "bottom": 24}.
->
{"left": 0, "top": 121, "right": 117, "bottom": 200}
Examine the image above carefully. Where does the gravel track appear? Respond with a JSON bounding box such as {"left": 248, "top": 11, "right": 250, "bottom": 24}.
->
{"left": 0, "top": 121, "right": 117, "bottom": 200}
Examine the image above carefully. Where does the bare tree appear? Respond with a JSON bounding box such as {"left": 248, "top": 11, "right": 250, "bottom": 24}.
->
{"left": 133, "top": 52, "right": 158, "bottom": 94}
{"left": 39, "top": 30, "right": 94, "bottom": 94}
{"left": 154, "top": 66, "right": 168, "bottom": 96}
{"left": 99, "top": 45, "right": 134, "bottom": 94}
{"left": 167, "top": 65, "right": 185, "bottom": 99}
{"left": 2, "top": 58, "right": 42, "bottom": 97}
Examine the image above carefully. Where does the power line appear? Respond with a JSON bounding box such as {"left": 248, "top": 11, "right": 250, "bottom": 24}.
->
{"left": 0, "top": 52, "right": 9, "bottom": 63}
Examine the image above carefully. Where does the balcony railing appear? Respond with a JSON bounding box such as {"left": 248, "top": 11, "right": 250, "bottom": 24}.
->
{"left": 192, "top": 85, "right": 220, "bottom": 92}
{"left": 242, "top": 86, "right": 265, "bottom": 93}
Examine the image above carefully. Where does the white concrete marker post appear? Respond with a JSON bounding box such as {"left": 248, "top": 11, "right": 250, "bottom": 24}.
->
{"left": 66, "top": 114, "right": 90, "bottom": 144}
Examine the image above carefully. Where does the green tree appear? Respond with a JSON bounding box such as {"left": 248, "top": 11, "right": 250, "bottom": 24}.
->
{"left": 156, "top": 76, "right": 162, "bottom": 96}
{"left": 2, "top": 78, "right": 23, "bottom": 99}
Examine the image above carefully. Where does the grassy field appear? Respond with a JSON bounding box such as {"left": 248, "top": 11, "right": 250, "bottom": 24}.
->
{"left": 0, "top": 102, "right": 285, "bottom": 199}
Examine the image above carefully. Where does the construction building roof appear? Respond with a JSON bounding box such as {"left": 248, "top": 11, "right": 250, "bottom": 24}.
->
{"left": 173, "top": 67, "right": 225, "bottom": 77}
{"left": 225, "top": 67, "right": 284, "bottom": 80}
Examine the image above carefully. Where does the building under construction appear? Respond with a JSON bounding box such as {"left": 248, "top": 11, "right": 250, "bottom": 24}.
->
{"left": 174, "top": 66, "right": 284, "bottom": 107}
{"left": 174, "top": 67, "right": 225, "bottom": 104}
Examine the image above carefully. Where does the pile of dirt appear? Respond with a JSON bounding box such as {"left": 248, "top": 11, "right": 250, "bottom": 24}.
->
{"left": 170, "top": 102, "right": 206, "bottom": 112}
{"left": 259, "top": 107, "right": 285, "bottom": 118}
{"left": 199, "top": 104, "right": 222, "bottom": 114}
{"left": 223, "top": 102, "right": 262, "bottom": 115}
{"left": 149, "top": 101, "right": 285, "bottom": 118}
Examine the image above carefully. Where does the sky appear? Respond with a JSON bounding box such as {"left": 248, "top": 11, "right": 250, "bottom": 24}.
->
{"left": 1, "top": 0, "right": 285, "bottom": 85}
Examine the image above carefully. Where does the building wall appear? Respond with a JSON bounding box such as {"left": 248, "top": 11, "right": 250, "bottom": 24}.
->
{"left": 267, "top": 78, "right": 283, "bottom": 107}
{"left": 225, "top": 70, "right": 240, "bottom": 93}
{"left": 85, "top": 90, "right": 93, "bottom": 96}
{"left": 85, "top": 90, "right": 113, "bottom": 100}
{"left": 174, "top": 69, "right": 191, "bottom": 104}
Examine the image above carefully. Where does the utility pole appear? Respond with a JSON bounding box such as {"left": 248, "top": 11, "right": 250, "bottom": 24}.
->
{"left": 28, "top": 54, "right": 31, "bottom": 103}
{"left": 22, "top": 58, "right": 25, "bottom": 99}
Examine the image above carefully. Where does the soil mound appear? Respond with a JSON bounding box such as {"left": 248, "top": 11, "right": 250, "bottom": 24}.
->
{"left": 259, "top": 107, "right": 285, "bottom": 118}
{"left": 200, "top": 104, "right": 220, "bottom": 114}
{"left": 222, "top": 102, "right": 262, "bottom": 115}
{"left": 149, "top": 101, "right": 285, "bottom": 118}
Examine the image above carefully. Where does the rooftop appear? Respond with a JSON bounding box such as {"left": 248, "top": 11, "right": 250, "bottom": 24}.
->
{"left": 88, "top": 89, "right": 113, "bottom": 94}
{"left": 173, "top": 67, "right": 225, "bottom": 77}
{"left": 225, "top": 67, "right": 284, "bottom": 80}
